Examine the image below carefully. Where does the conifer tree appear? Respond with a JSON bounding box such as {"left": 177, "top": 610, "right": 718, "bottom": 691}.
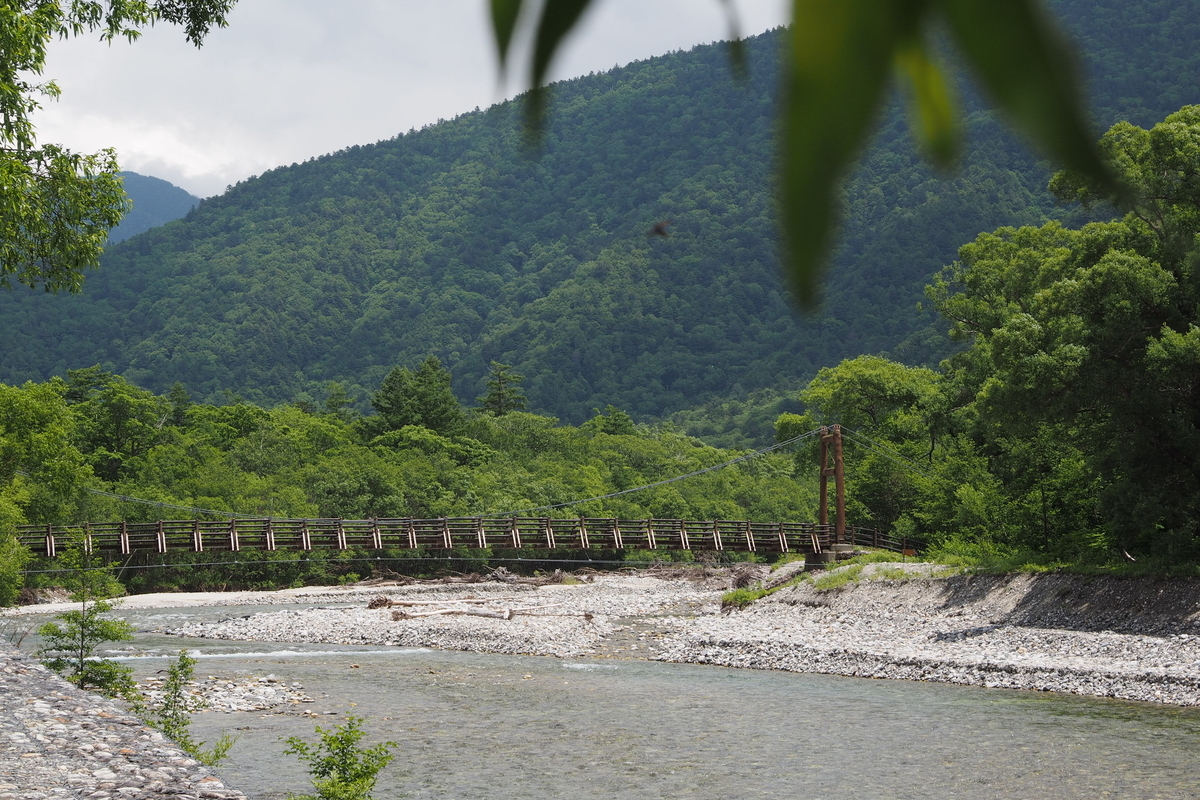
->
{"left": 477, "top": 362, "right": 527, "bottom": 416}
{"left": 371, "top": 357, "right": 465, "bottom": 435}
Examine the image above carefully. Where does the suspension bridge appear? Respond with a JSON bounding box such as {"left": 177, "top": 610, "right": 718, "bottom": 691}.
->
{"left": 14, "top": 425, "right": 923, "bottom": 559}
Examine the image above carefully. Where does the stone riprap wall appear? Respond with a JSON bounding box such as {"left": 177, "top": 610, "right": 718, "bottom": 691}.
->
{"left": 0, "top": 645, "right": 248, "bottom": 800}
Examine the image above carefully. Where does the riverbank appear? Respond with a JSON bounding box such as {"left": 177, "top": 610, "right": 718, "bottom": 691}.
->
{"left": 92, "top": 565, "right": 1200, "bottom": 706}
{"left": 0, "top": 645, "right": 248, "bottom": 800}
{"left": 664, "top": 566, "right": 1200, "bottom": 705}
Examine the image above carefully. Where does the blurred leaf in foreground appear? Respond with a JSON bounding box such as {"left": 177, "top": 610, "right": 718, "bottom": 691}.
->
{"left": 489, "top": 0, "right": 1116, "bottom": 308}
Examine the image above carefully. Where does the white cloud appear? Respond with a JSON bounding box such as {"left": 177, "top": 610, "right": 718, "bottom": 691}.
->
{"left": 31, "top": 1, "right": 788, "bottom": 197}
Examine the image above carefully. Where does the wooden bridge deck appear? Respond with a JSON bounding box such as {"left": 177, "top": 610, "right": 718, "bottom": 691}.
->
{"left": 16, "top": 517, "right": 913, "bottom": 558}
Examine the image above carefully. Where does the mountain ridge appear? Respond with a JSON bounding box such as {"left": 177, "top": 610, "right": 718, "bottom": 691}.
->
{"left": 1, "top": 1, "right": 1196, "bottom": 435}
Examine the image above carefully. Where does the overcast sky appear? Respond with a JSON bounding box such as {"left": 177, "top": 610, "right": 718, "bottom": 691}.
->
{"left": 31, "top": 1, "right": 789, "bottom": 198}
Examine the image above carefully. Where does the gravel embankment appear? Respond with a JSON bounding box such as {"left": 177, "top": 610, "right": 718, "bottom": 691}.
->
{"left": 161, "top": 575, "right": 722, "bottom": 658}
{"left": 659, "top": 568, "right": 1200, "bottom": 705}
{"left": 0, "top": 647, "right": 248, "bottom": 800}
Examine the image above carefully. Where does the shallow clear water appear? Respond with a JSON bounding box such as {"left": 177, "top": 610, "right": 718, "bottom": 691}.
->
{"left": 21, "top": 605, "right": 1200, "bottom": 799}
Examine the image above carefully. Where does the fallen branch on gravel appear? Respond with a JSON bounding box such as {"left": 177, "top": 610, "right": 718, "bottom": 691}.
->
{"left": 370, "top": 597, "right": 492, "bottom": 609}
{"left": 390, "top": 602, "right": 568, "bottom": 621}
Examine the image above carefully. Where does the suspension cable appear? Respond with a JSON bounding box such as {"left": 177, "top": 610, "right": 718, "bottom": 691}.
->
{"left": 16, "top": 427, "right": 827, "bottom": 523}
{"left": 840, "top": 429, "right": 935, "bottom": 479}
{"left": 490, "top": 427, "right": 826, "bottom": 516}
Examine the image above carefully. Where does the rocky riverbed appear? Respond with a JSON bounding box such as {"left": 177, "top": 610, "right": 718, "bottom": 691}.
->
{"left": 662, "top": 565, "right": 1200, "bottom": 705}
{"left": 3, "top": 564, "right": 1200, "bottom": 796}
{"left": 153, "top": 565, "right": 1200, "bottom": 705}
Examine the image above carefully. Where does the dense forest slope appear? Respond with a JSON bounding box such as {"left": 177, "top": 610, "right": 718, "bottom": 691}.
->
{"left": 0, "top": 0, "right": 1196, "bottom": 426}
{"left": 108, "top": 173, "right": 199, "bottom": 244}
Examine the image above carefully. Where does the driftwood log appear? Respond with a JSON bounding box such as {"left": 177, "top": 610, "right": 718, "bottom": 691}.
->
{"left": 390, "top": 602, "right": 566, "bottom": 620}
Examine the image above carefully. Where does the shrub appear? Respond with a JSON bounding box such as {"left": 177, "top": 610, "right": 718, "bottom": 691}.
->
{"left": 38, "top": 532, "right": 134, "bottom": 695}
{"left": 140, "top": 650, "right": 237, "bottom": 765}
{"left": 284, "top": 715, "right": 397, "bottom": 800}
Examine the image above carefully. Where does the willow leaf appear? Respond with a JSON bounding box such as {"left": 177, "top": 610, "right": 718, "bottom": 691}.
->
{"left": 525, "top": 0, "right": 593, "bottom": 131}
{"left": 936, "top": 0, "right": 1112, "bottom": 191}
{"left": 489, "top": 0, "right": 523, "bottom": 70}
{"left": 781, "top": 0, "right": 910, "bottom": 307}
{"left": 894, "top": 35, "right": 960, "bottom": 170}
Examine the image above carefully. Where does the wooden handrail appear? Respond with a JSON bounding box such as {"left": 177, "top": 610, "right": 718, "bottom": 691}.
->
{"left": 15, "top": 517, "right": 910, "bottom": 558}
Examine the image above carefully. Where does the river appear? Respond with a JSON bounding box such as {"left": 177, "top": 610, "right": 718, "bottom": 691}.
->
{"left": 30, "top": 604, "right": 1183, "bottom": 799}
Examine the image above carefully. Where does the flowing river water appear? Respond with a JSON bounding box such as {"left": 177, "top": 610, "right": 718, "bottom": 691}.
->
{"left": 17, "top": 604, "right": 1200, "bottom": 799}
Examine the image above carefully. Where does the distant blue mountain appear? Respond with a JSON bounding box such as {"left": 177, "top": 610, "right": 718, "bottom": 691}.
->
{"left": 108, "top": 172, "right": 199, "bottom": 244}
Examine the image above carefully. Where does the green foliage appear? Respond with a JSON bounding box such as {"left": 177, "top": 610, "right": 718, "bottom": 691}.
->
{"left": 4, "top": 363, "right": 827, "bottom": 594}
{"left": 65, "top": 367, "right": 171, "bottom": 482}
{"left": 753, "top": 107, "right": 1200, "bottom": 569}
{"left": 141, "top": 650, "right": 237, "bottom": 765}
{"left": 477, "top": 362, "right": 527, "bottom": 415}
{"left": 0, "top": 528, "right": 28, "bottom": 608}
{"left": 37, "top": 532, "right": 133, "bottom": 693}
{"left": 9, "top": 0, "right": 1190, "bottom": 424}
{"left": 801, "top": 357, "right": 938, "bottom": 433}
{"left": 0, "top": 379, "right": 92, "bottom": 523}
{"left": 371, "top": 357, "right": 465, "bottom": 436}
{"left": 929, "top": 106, "right": 1200, "bottom": 559}
{"left": 720, "top": 585, "right": 769, "bottom": 609}
{"left": 0, "top": 481, "right": 30, "bottom": 607}
{"left": 926, "top": 536, "right": 1067, "bottom": 574}
{"left": 0, "top": 1, "right": 233, "bottom": 292}
{"left": 284, "top": 715, "right": 397, "bottom": 800}
{"left": 38, "top": 598, "right": 135, "bottom": 694}
{"left": 807, "top": 563, "right": 865, "bottom": 591}
{"left": 870, "top": 565, "right": 913, "bottom": 581}
{"left": 583, "top": 406, "right": 637, "bottom": 437}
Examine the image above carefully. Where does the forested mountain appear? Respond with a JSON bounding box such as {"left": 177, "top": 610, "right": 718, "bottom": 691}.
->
{"left": 108, "top": 173, "right": 199, "bottom": 244}
{"left": 0, "top": 0, "right": 1196, "bottom": 431}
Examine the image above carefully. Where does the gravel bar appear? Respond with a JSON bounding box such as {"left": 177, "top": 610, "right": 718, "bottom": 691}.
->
{"left": 155, "top": 568, "right": 1200, "bottom": 706}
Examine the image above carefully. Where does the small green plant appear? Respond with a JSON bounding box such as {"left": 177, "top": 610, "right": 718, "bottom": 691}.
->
{"left": 807, "top": 563, "right": 864, "bottom": 591}
{"left": 38, "top": 532, "right": 135, "bottom": 695}
{"left": 721, "top": 585, "right": 769, "bottom": 609}
{"left": 721, "top": 569, "right": 812, "bottom": 609}
{"left": 140, "top": 650, "right": 237, "bottom": 765}
{"left": 927, "top": 538, "right": 1067, "bottom": 574}
{"left": 284, "top": 714, "right": 397, "bottom": 800}
{"left": 870, "top": 566, "right": 911, "bottom": 581}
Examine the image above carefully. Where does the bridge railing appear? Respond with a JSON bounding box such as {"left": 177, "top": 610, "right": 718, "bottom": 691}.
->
{"left": 845, "top": 526, "right": 920, "bottom": 554}
{"left": 15, "top": 517, "right": 899, "bottom": 558}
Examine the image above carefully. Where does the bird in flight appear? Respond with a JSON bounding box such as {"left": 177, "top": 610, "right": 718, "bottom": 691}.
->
{"left": 648, "top": 220, "right": 672, "bottom": 238}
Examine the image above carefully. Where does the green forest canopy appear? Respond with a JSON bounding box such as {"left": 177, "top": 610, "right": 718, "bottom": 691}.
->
{"left": 0, "top": 0, "right": 1195, "bottom": 436}
{"left": 785, "top": 107, "right": 1200, "bottom": 566}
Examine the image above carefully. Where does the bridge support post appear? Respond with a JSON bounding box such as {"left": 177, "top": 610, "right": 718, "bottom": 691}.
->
{"left": 819, "top": 427, "right": 829, "bottom": 528}
{"left": 819, "top": 425, "right": 846, "bottom": 545}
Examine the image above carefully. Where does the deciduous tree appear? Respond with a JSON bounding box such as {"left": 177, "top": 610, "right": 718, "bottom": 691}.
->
{"left": 0, "top": 1, "right": 234, "bottom": 292}
{"left": 932, "top": 106, "right": 1200, "bottom": 557}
